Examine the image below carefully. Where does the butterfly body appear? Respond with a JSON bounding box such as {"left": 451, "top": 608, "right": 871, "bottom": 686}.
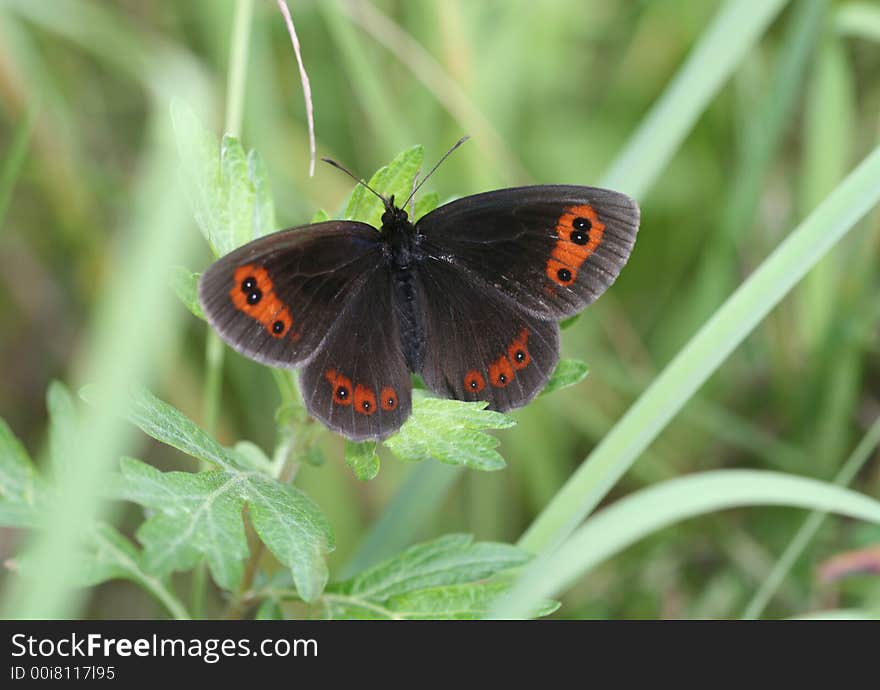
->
{"left": 377, "top": 198, "right": 429, "bottom": 372}
{"left": 199, "top": 184, "right": 639, "bottom": 441}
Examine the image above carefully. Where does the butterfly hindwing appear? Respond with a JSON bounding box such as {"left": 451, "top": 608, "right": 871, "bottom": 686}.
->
{"left": 198, "top": 221, "right": 382, "bottom": 368}
{"left": 415, "top": 257, "right": 560, "bottom": 412}
{"left": 299, "top": 265, "right": 412, "bottom": 441}
{"left": 415, "top": 185, "right": 639, "bottom": 320}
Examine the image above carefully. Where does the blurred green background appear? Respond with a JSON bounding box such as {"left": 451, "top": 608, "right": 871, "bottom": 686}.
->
{"left": 1, "top": 0, "right": 879, "bottom": 619}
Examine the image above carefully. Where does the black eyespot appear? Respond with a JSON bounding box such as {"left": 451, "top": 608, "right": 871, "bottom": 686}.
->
{"left": 272, "top": 320, "right": 285, "bottom": 334}
{"left": 573, "top": 217, "right": 591, "bottom": 231}
{"left": 557, "top": 268, "right": 572, "bottom": 283}
{"left": 362, "top": 401, "right": 371, "bottom": 411}
{"left": 515, "top": 350, "right": 526, "bottom": 362}
{"left": 470, "top": 380, "right": 478, "bottom": 389}
{"left": 336, "top": 387, "right": 349, "bottom": 400}
{"left": 387, "top": 397, "right": 396, "bottom": 406}
{"left": 571, "top": 229, "right": 589, "bottom": 245}
{"left": 241, "top": 276, "right": 257, "bottom": 292}
{"left": 247, "top": 289, "right": 262, "bottom": 305}
{"left": 499, "top": 374, "right": 507, "bottom": 383}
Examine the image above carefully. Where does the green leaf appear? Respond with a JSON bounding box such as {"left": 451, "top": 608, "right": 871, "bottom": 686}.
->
{"left": 74, "top": 522, "right": 152, "bottom": 588}
{"left": 220, "top": 135, "right": 253, "bottom": 251}
{"left": 321, "top": 534, "right": 552, "bottom": 620}
{"left": 170, "top": 101, "right": 276, "bottom": 256}
{"left": 232, "top": 441, "right": 273, "bottom": 474}
{"left": 169, "top": 266, "right": 204, "bottom": 319}
{"left": 345, "top": 441, "right": 380, "bottom": 481}
{"left": 310, "top": 208, "right": 330, "bottom": 223}
{"left": 109, "top": 390, "right": 335, "bottom": 601}
{"left": 384, "top": 582, "right": 558, "bottom": 620}
{"left": 0, "top": 416, "right": 45, "bottom": 527}
{"left": 559, "top": 314, "right": 581, "bottom": 330}
{"left": 82, "top": 385, "right": 241, "bottom": 471}
{"left": 248, "top": 148, "right": 276, "bottom": 239}
{"left": 385, "top": 398, "right": 514, "bottom": 471}
{"left": 246, "top": 474, "right": 333, "bottom": 603}
{"left": 541, "top": 359, "right": 590, "bottom": 396}
{"left": 413, "top": 191, "right": 439, "bottom": 220}
{"left": 170, "top": 100, "right": 222, "bottom": 253}
{"left": 332, "top": 534, "right": 528, "bottom": 600}
{"left": 345, "top": 145, "right": 423, "bottom": 228}
{"left": 119, "top": 457, "right": 249, "bottom": 591}
{"left": 12, "top": 520, "right": 190, "bottom": 619}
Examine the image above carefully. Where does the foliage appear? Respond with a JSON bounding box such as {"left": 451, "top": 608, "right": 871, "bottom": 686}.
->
{"left": 2, "top": 0, "right": 880, "bottom": 620}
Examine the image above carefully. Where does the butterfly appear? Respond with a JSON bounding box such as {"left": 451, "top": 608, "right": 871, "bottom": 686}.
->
{"left": 198, "top": 142, "right": 640, "bottom": 441}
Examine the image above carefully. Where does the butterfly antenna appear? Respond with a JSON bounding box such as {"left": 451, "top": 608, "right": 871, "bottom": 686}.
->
{"left": 321, "top": 157, "right": 388, "bottom": 206}
{"left": 408, "top": 167, "right": 421, "bottom": 218}
{"left": 404, "top": 135, "right": 470, "bottom": 209}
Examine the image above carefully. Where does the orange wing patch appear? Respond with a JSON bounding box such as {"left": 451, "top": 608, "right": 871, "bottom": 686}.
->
{"left": 489, "top": 355, "right": 515, "bottom": 388}
{"left": 468, "top": 329, "right": 533, "bottom": 392}
{"left": 545, "top": 204, "right": 606, "bottom": 287}
{"left": 380, "top": 387, "right": 399, "bottom": 411}
{"left": 464, "top": 370, "right": 486, "bottom": 393}
{"left": 325, "top": 369, "right": 354, "bottom": 406}
{"left": 353, "top": 384, "right": 378, "bottom": 415}
{"left": 231, "top": 264, "right": 297, "bottom": 339}
{"left": 324, "top": 371, "right": 395, "bottom": 416}
{"left": 507, "top": 329, "right": 531, "bottom": 370}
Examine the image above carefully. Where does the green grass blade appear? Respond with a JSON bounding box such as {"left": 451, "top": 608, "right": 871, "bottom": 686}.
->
{"left": 224, "top": 0, "right": 253, "bottom": 137}
{"left": 0, "top": 74, "right": 212, "bottom": 620}
{"left": 835, "top": 2, "right": 880, "bottom": 42}
{"left": 741, "top": 416, "right": 880, "bottom": 619}
{"left": 0, "top": 101, "right": 37, "bottom": 233}
{"left": 492, "top": 470, "right": 880, "bottom": 619}
{"left": 518, "top": 144, "right": 880, "bottom": 556}
{"left": 602, "top": 0, "right": 789, "bottom": 198}
{"left": 669, "top": 0, "right": 826, "bottom": 341}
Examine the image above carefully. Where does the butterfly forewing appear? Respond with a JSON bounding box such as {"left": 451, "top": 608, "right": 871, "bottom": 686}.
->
{"left": 415, "top": 185, "right": 639, "bottom": 320}
{"left": 198, "top": 221, "right": 382, "bottom": 368}
{"left": 299, "top": 266, "right": 412, "bottom": 441}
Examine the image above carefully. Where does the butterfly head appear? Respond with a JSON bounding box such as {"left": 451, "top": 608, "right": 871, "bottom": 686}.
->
{"left": 381, "top": 194, "right": 409, "bottom": 227}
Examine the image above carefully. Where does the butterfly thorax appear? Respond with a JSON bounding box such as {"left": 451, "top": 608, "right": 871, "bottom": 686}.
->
{"left": 380, "top": 198, "right": 423, "bottom": 270}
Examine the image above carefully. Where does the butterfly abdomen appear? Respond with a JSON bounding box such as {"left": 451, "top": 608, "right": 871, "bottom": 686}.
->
{"left": 391, "top": 264, "right": 426, "bottom": 372}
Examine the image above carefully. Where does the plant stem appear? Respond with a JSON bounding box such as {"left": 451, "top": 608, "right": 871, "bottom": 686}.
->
{"left": 224, "top": 382, "right": 311, "bottom": 619}
{"left": 190, "top": 561, "right": 207, "bottom": 620}
{"left": 141, "top": 575, "right": 191, "bottom": 621}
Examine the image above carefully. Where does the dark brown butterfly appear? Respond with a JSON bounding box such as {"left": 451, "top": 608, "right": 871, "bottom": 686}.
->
{"left": 199, "top": 149, "right": 639, "bottom": 441}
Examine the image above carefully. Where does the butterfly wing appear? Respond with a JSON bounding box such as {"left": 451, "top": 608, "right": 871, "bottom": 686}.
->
{"left": 299, "top": 265, "right": 411, "bottom": 441}
{"left": 415, "top": 257, "right": 560, "bottom": 412}
{"left": 198, "top": 221, "right": 382, "bottom": 368}
{"left": 415, "top": 185, "right": 639, "bottom": 319}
